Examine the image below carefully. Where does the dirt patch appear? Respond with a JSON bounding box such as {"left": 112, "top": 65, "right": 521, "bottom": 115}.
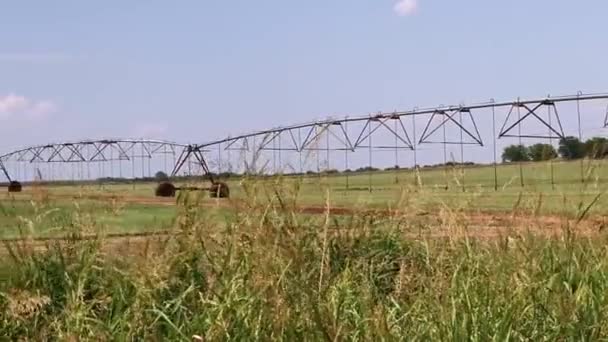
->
{"left": 8, "top": 191, "right": 607, "bottom": 233}
{"left": 2, "top": 191, "right": 606, "bottom": 254}
{"left": 0, "top": 231, "right": 172, "bottom": 257}
{"left": 1, "top": 208, "right": 604, "bottom": 256}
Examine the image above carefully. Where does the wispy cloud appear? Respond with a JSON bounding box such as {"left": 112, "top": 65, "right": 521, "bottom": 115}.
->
{"left": 0, "top": 52, "right": 74, "bottom": 63}
{"left": 0, "top": 93, "right": 57, "bottom": 122}
{"left": 394, "top": 0, "right": 418, "bottom": 16}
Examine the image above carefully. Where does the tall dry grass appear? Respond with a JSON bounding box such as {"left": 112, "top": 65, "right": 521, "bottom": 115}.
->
{"left": 1, "top": 175, "right": 608, "bottom": 340}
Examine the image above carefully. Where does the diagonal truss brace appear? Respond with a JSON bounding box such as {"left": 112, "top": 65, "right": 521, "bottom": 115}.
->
{"left": 256, "top": 130, "right": 301, "bottom": 151}
{"left": 498, "top": 101, "right": 565, "bottom": 139}
{"left": 299, "top": 123, "right": 331, "bottom": 150}
{"left": 0, "top": 159, "right": 11, "bottom": 182}
{"left": 419, "top": 108, "right": 484, "bottom": 146}
{"left": 224, "top": 137, "right": 250, "bottom": 151}
{"left": 171, "top": 145, "right": 215, "bottom": 184}
{"left": 353, "top": 115, "right": 414, "bottom": 149}
{"left": 300, "top": 122, "right": 355, "bottom": 151}
{"left": 64, "top": 144, "right": 87, "bottom": 162}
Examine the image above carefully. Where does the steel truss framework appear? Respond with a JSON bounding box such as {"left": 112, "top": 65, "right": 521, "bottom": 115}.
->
{"left": 0, "top": 139, "right": 187, "bottom": 182}
{"left": 1, "top": 92, "right": 608, "bottom": 187}
{"left": 170, "top": 92, "right": 608, "bottom": 175}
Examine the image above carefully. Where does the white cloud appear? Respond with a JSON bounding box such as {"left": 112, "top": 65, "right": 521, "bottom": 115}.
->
{"left": 0, "top": 93, "right": 56, "bottom": 121}
{"left": 0, "top": 94, "right": 29, "bottom": 118}
{"left": 394, "top": 0, "right": 418, "bottom": 16}
{"left": 28, "top": 100, "right": 57, "bottom": 120}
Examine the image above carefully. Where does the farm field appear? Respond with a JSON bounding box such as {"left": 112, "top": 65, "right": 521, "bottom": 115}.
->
{"left": 2, "top": 158, "right": 608, "bottom": 339}
{"left": 1, "top": 158, "right": 608, "bottom": 240}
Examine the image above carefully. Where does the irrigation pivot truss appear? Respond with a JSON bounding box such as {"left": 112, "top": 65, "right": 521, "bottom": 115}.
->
{"left": 0, "top": 139, "right": 186, "bottom": 185}
{"left": 1, "top": 92, "right": 608, "bottom": 196}
{"left": 175, "top": 92, "right": 608, "bottom": 174}
{"left": 193, "top": 92, "right": 608, "bottom": 151}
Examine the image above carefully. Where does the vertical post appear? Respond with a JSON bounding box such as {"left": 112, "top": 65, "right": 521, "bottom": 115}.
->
{"left": 172, "top": 145, "right": 176, "bottom": 176}
{"left": 253, "top": 135, "right": 257, "bottom": 175}
{"left": 85, "top": 146, "right": 90, "bottom": 182}
{"left": 218, "top": 142, "right": 222, "bottom": 176}
{"left": 577, "top": 91, "right": 584, "bottom": 184}
{"left": 326, "top": 125, "right": 330, "bottom": 173}
{"left": 98, "top": 157, "right": 102, "bottom": 188}
{"left": 316, "top": 126, "right": 320, "bottom": 177}
{"left": 459, "top": 110, "right": 465, "bottom": 192}
{"left": 442, "top": 113, "right": 448, "bottom": 190}
{"left": 227, "top": 141, "right": 231, "bottom": 176}
{"left": 132, "top": 143, "right": 136, "bottom": 190}
{"left": 278, "top": 132, "right": 282, "bottom": 174}
{"left": 517, "top": 101, "right": 524, "bottom": 187}
{"left": 344, "top": 117, "right": 349, "bottom": 190}
{"left": 188, "top": 148, "right": 192, "bottom": 177}
{"left": 298, "top": 128, "right": 303, "bottom": 174}
{"left": 412, "top": 108, "right": 418, "bottom": 188}
{"left": 99, "top": 147, "right": 104, "bottom": 181}
{"left": 118, "top": 144, "right": 123, "bottom": 179}
{"left": 110, "top": 144, "right": 114, "bottom": 179}
{"left": 164, "top": 144, "right": 167, "bottom": 176}
{"left": 548, "top": 102, "right": 555, "bottom": 190}
{"left": 141, "top": 143, "right": 145, "bottom": 179}
{"left": 368, "top": 115, "right": 373, "bottom": 193}
{"left": 394, "top": 116, "right": 399, "bottom": 184}
{"left": 273, "top": 137, "right": 277, "bottom": 175}
{"left": 492, "top": 102, "right": 498, "bottom": 191}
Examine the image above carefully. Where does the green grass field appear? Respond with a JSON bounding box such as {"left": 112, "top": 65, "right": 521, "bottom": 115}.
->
{"left": 3, "top": 159, "right": 608, "bottom": 339}
{"left": 1, "top": 158, "right": 607, "bottom": 239}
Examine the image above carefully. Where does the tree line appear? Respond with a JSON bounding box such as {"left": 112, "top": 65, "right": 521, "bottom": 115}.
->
{"left": 502, "top": 136, "right": 608, "bottom": 162}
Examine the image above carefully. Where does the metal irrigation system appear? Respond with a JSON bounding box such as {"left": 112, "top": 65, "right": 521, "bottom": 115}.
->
{"left": 1, "top": 92, "right": 608, "bottom": 197}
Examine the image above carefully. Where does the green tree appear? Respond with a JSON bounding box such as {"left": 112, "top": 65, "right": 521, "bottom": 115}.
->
{"left": 584, "top": 137, "right": 608, "bottom": 159}
{"left": 502, "top": 144, "right": 530, "bottom": 162}
{"left": 155, "top": 171, "right": 170, "bottom": 182}
{"left": 558, "top": 136, "right": 585, "bottom": 160}
{"left": 528, "top": 143, "right": 557, "bottom": 162}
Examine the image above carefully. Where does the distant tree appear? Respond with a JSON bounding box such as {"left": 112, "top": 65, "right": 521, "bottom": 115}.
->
{"left": 558, "top": 136, "right": 585, "bottom": 160}
{"left": 218, "top": 171, "right": 238, "bottom": 178}
{"left": 155, "top": 171, "right": 169, "bottom": 182}
{"left": 321, "top": 169, "right": 339, "bottom": 174}
{"left": 528, "top": 143, "right": 557, "bottom": 162}
{"left": 502, "top": 144, "right": 530, "bottom": 162}
{"left": 584, "top": 137, "right": 608, "bottom": 159}
{"left": 356, "top": 166, "right": 380, "bottom": 172}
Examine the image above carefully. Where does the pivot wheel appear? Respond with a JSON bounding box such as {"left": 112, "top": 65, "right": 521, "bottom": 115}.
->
{"left": 155, "top": 182, "right": 176, "bottom": 197}
{"left": 7, "top": 181, "right": 22, "bottom": 193}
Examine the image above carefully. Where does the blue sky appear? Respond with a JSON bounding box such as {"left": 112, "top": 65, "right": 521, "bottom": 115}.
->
{"left": 1, "top": 0, "right": 607, "bottom": 161}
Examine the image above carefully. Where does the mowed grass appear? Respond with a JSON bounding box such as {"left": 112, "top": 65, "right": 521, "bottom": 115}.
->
{"left": 1, "top": 158, "right": 607, "bottom": 238}
{"left": 0, "top": 200, "right": 175, "bottom": 239}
